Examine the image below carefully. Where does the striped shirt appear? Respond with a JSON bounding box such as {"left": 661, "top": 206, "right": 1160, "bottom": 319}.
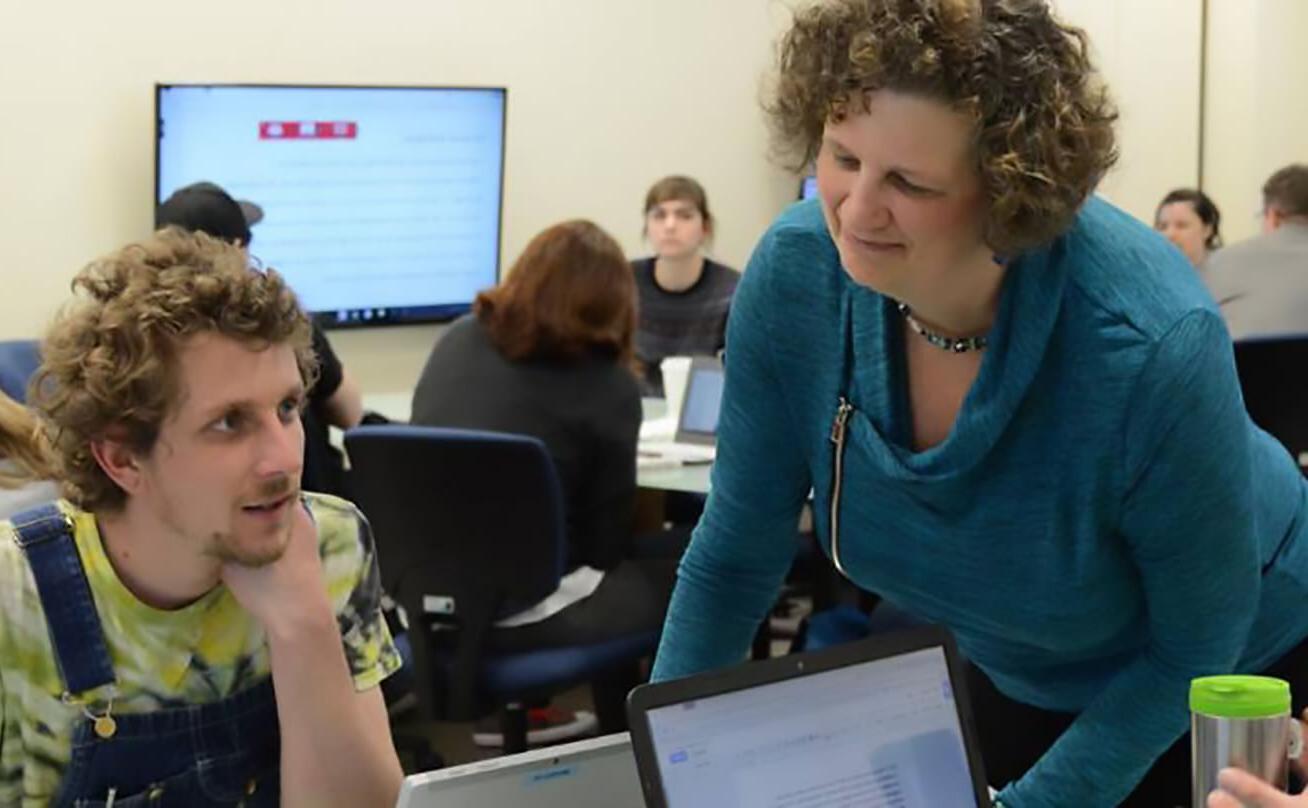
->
{"left": 632, "top": 257, "right": 739, "bottom": 396}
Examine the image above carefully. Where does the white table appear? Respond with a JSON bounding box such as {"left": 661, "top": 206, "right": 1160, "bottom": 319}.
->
{"left": 351, "top": 392, "right": 711, "bottom": 494}
{"left": 636, "top": 398, "right": 711, "bottom": 494}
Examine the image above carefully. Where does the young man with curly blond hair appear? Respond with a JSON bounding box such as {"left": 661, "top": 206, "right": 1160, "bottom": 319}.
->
{"left": 0, "top": 229, "right": 403, "bottom": 806}
{"left": 650, "top": 1, "right": 1308, "bottom": 806}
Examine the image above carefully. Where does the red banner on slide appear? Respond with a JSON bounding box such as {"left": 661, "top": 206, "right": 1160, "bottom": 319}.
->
{"left": 259, "top": 121, "right": 358, "bottom": 140}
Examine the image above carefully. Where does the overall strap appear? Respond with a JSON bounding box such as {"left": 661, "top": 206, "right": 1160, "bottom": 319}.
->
{"left": 11, "top": 503, "right": 117, "bottom": 694}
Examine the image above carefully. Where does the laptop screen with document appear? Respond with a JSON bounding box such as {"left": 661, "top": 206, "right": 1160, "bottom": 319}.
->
{"left": 627, "top": 628, "right": 988, "bottom": 807}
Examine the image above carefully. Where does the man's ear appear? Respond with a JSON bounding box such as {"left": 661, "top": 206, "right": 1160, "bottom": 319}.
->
{"left": 89, "top": 435, "right": 145, "bottom": 497}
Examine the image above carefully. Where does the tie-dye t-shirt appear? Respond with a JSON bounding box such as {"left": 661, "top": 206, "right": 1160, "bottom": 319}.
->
{"left": 0, "top": 493, "right": 401, "bottom": 806}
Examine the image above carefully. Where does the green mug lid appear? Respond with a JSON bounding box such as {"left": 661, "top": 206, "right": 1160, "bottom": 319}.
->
{"left": 1191, "top": 675, "right": 1291, "bottom": 719}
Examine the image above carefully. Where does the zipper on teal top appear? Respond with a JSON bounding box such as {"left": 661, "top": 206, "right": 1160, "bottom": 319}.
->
{"left": 829, "top": 396, "right": 854, "bottom": 579}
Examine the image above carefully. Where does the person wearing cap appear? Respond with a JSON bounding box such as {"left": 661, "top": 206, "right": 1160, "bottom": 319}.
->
{"left": 155, "top": 181, "right": 268, "bottom": 245}
{"left": 157, "top": 182, "right": 363, "bottom": 497}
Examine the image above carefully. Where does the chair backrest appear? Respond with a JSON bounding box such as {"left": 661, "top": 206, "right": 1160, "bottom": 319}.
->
{"left": 0, "top": 340, "right": 40, "bottom": 403}
{"left": 344, "top": 425, "right": 568, "bottom": 718}
{"left": 1233, "top": 335, "right": 1308, "bottom": 471}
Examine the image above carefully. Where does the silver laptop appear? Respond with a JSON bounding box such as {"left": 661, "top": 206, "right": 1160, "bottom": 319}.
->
{"left": 626, "top": 626, "right": 990, "bottom": 807}
{"left": 394, "top": 732, "right": 643, "bottom": 808}
{"left": 639, "top": 356, "right": 724, "bottom": 467}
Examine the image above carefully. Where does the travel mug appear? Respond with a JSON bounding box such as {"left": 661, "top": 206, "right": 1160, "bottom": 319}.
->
{"left": 1191, "top": 675, "right": 1302, "bottom": 807}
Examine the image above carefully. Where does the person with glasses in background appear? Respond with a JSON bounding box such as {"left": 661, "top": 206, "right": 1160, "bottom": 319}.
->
{"left": 1206, "top": 164, "right": 1308, "bottom": 339}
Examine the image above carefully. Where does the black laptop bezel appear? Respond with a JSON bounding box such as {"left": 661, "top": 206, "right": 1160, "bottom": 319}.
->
{"left": 626, "top": 625, "right": 990, "bottom": 807}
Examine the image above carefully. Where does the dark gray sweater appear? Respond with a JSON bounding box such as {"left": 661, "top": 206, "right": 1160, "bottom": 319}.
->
{"left": 410, "top": 315, "right": 641, "bottom": 570}
{"left": 632, "top": 257, "right": 739, "bottom": 396}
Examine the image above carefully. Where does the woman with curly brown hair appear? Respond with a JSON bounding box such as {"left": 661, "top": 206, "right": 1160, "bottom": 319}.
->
{"left": 650, "top": 1, "right": 1308, "bottom": 806}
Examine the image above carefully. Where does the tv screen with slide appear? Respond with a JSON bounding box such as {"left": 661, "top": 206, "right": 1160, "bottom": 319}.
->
{"left": 156, "top": 84, "right": 507, "bottom": 328}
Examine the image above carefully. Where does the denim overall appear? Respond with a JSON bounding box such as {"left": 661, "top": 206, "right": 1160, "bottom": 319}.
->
{"left": 12, "top": 504, "right": 281, "bottom": 807}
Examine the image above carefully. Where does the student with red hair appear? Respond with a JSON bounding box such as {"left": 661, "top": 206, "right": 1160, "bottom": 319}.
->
{"left": 412, "top": 220, "right": 675, "bottom": 745}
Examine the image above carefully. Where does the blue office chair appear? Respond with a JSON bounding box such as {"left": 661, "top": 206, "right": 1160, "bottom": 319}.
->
{"left": 0, "top": 340, "right": 40, "bottom": 403}
{"left": 344, "top": 425, "right": 659, "bottom": 754}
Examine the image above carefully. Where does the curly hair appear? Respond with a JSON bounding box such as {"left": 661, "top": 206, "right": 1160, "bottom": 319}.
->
{"left": 767, "top": 0, "right": 1119, "bottom": 254}
{"left": 32, "top": 228, "right": 318, "bottom": 510}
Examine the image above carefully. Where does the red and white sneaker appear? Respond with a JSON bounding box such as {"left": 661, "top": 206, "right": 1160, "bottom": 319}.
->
{"left": 472, "top": 707, "right": 598, "bottom": 748}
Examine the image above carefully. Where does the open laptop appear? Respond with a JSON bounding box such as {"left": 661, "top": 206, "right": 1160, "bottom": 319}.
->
{"left": 638, "top": 355, "right": 724, "bottom": 468}
{"left": 626, "top": 626, "right": 990, "bottom": 807}
{"left": 394, "top": 732, "right": 643, "bottom": 808}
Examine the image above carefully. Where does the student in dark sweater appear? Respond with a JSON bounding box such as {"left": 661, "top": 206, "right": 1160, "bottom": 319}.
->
{"left": 411, "top": 220, "right": 674, "bottom": 645}
{"left": 632, "top": 176, "right": 740, "bottom": 396}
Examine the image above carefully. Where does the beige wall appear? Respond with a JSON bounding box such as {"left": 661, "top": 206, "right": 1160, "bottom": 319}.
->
{"left": 4, "top": 1, "right": 1281, "bottom": 395}
{"left": 1053, "top": 0, "right": 1203, "bottom": 222}
{"left": 0, "top": 0, "right": 793, "bottom": 391}
{"left": 1204, "top": 0, "right": 1308, "bottom": 245}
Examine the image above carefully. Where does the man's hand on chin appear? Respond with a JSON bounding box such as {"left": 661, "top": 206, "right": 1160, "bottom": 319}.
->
{"left": 221, "top": 500, "right": 333, "bottom": 636}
